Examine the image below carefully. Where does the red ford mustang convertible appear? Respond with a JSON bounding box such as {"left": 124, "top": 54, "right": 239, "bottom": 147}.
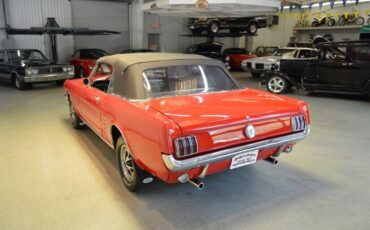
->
{"left": 65, "top": 53, "right": 310, "bottom": 192}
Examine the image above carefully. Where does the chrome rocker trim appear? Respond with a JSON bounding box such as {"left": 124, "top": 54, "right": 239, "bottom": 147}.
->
{"left": 162, "top": 126, "right": 310, "bottom": 172}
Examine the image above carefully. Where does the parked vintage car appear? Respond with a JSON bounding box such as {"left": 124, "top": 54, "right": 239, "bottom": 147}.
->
{"left": 262, "top": 40, "right": 370, "bottom": 97}
{"left": 222, "top": 48, "right": 256, "bottom": 69}
{"left": 188, "top": 16, "right": 267, "bottom": 35}
{"left": 121, "top": 49, "right": 154, "bottom": 53}
{"left": 64, "top": 53, "right": 310, "bottom": 192}
{"left": 254, "top": 46, "right": 278, "bottom": 57}
{"left": 242, "top": 47, "right": 318, "bottom": 78}
{"left": 0, "top": 49, "right": 74, "bottom": 89}
{"left": 70, "top": 49, "right": 109, "bottom": 78}
{"left": 187, "top": 42, "right": 230, "bottom": 69}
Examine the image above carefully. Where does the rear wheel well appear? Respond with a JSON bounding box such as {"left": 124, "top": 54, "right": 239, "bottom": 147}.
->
{"left": 111, "top": 126, "right": 121, "bottom": 149}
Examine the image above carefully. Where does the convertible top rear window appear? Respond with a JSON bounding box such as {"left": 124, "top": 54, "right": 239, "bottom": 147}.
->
{"left": 142, "top": 65, "right": 238, "bottom": 99}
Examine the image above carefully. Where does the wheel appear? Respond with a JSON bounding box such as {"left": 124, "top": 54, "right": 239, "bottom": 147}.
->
{"left": 14, "top": 75, "right": 29, "bottom": 90}
{"left": 311, "top": 21, "right": 319, "bottom": 27}
{"left": 338, "top": 17, "right": 346, "bottom": 26}
{"left": 116, "top": 136, "right": 145, "bottom": 192}
{"left": 266, "top": 75, "right": 288, "bottom": 94}
{"left": 68, "top": 96, "right": 84, "bottom": 129}
{"left": 55, "top": 79, "right": 65, "bottom": 86}
{"left": 251, "top": 72, "right": 261, "bottom": 78}
{"left": 327, "top": 18, "right": 336, "bottom": 26}
{"left": 356, "top": 16, "right": 365, "bottom": 25}
{"left": 367, "top": 17, "right": 370, "bottom": 25}
{"left": 247, "top": 22, "right": 258, "bottom": 35}
{"left": 209, "top": 21, "right": 219, "bottom": 34}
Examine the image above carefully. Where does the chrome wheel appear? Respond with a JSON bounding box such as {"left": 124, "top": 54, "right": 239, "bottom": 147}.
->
{"left": 120, "top": 144, "right": 136, "bottom": 183}
{"left": 267, "top": 76, "right": 287, "bottom": 94}
{"left": 249, "top": 24, "right": 257, "bottom": 34}
{"left": 15, "top": 77, "right": 21, "bottom": 89}
{"left": 210, "top": 22, "right": 219, "bottom": 33}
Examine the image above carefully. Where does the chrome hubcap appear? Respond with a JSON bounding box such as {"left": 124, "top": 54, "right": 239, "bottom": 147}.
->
{"left": 211, "top": 23, "right": 218, "bottom": 33}
{"left": 250, "top": 24, "right": 257, "bottom": 33}
{"left": 268, "top": 77, "right": 285, "bottom": 93}
{"left": 120, "top": 145, "right": 135, "bottom": 183}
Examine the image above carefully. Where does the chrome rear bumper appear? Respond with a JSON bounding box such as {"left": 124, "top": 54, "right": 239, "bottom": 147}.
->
{"left": 162, "top": 127, "right": 310, "bottom": 172}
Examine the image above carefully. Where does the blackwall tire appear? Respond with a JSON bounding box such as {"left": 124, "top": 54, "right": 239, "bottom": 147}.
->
{"left": 116, "top": 137, "right": 144, "bottom": 192}
{"left": 247, "top": 22, "right": 258, "bottom": 35}
{"left": 311, "top": 21, "right": 319, "bottom": 27}
{"left": 209, "top": 22, "right": 219, "bottom": 34}
{"left": 327, "top": 18, "right": 336, "bottom": 26}
{"left": 68, "top": 97, "right": 84, "bottom": 129}
{"left": 356, "top": 17, "right": 365, "bottom": 25}
{"left": 367, "top": 18, "right": 370, "bottom": 25}
{"left": 14, "top": 76, "right": 28, "bottom": 90}
{"left": 338, "top": 17, "right": 346, "bottom": 26}
{"left": 266, "top": 75, "right": 288, "bottom": 94}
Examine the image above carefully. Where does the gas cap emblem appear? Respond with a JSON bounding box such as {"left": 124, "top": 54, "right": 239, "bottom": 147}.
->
{"left": 245, "top": 125, "right": 256, "bottom": 138}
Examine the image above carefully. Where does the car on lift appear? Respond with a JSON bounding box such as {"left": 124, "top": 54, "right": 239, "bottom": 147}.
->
{"left": 187, "top": 42, "right": 230, "bottom": 69}
{"left": 69, "top": 49, "right": 109, "bottom": 78}
{"left": 64, "top": 53, "right": 310, "bottom": 192}
{"left": 188, "top": 16, "right": 267, "bottom": 35}
{"left": 242, "top": 47, "right": 319, "bottom": 78}
{"left": 0, "top": 49, "right": 74, "bottom": 90}
{"left": 222, "top": 48, "right": 256, "bottom": 70}
{"left": 262, "top": 40, "right": 370, "bottom": 97}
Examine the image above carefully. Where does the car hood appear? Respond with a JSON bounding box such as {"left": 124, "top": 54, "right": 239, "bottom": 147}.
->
{"left": 141, "top": 89, "right": 302, "bottom": 135}
{"left": 246, "top": 56, "right": 281, "bottom": 63}
{"left": 13, "top": 60, "right": 70, "bottom": 68}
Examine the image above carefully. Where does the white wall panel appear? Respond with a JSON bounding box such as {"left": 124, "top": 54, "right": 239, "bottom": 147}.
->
{"left": 71, "top": 0, "right": 129, "bottom": 53}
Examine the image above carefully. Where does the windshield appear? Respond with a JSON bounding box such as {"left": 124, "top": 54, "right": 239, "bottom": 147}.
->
{"left": 9, "top": 50, "right": 47, "bottom": 61}
{"left": 272, "top": 49, "right": 296, "bottom": 57}
{"left": 81, "top": 50, "right": 108, "bottom": 59}
{"left": 142, "top": 65, "right": 239, "bottom": 99}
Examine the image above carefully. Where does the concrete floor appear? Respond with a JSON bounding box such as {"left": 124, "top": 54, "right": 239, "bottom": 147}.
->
{"left": 0, "top": 72, "right": 369, "bottom": 230}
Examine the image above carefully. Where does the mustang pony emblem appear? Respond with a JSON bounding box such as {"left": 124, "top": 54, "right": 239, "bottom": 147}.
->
{"left": 245, "top": 125, "right": 256, "bottom": 138}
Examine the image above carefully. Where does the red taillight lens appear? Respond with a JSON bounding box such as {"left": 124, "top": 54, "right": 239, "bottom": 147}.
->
{"left": 174, "top": 136, "right": 198, "bottom": 158}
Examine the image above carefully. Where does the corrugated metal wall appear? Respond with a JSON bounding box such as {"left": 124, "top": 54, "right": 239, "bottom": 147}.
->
{"left": 144, "top": 13, "right": 238, "bottom": 53}
{"left": 3, "top": 0, "right": 73, "bottom": 62}
{"left": 71, "top": 0, "right": 129, "bottom": 54}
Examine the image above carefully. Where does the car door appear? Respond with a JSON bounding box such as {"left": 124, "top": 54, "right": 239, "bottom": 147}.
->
{"left": 346, "top": 45, "right": 370, "bottom": 92}
{"left": 315, "top": 46, "right": 349, "bottom": 91}
{"left": 79, "top": 63, "right": 112, "bottom": 135}
{"left": 0, "top": 51, "right": 11, "bottom": 80}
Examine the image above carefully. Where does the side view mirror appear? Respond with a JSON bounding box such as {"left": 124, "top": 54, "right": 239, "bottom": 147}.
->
{"left": 83, "top": 78, "right": 89, "bottom": 85}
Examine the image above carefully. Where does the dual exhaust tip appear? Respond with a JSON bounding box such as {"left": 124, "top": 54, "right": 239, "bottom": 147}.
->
{"left": 178, "top": 174, "right": 205, "bottom": 190}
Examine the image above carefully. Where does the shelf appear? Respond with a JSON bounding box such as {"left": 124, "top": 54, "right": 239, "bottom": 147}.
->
{"left": 294, "top": 25, "right": 362, "bottom": 31}
{"left": 180, "top": 33, "right": 258, "bottom": 38}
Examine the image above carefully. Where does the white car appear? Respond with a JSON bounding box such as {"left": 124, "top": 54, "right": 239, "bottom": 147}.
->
{"left": 242, "top": 47, "right": 318, "bottom": 77}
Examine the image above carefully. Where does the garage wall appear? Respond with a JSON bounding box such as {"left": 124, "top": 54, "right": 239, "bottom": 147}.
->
{"left": 143, "top": 14, "right": 238, "bottom": 53}
{"left": 248, "top": 12, "right": 297, "bottom": 50}
{"left": 71, "top": 0, "right": 129, "bottom": 54}
{"left": 1, "top": 0, "right": 74, "bottom": 62}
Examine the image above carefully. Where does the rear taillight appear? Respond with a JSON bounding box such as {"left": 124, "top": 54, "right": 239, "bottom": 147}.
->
{"left": 291, "top": 115, "right": 306, "bottom": 132}
{"left": 174, "top": 136, "right": 198, "bottom": 158}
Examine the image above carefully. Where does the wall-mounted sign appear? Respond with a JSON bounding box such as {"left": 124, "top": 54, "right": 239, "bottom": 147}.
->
{"left": 151, "top": 21, "right": 160, "bottom": 29}
{"left": 196, "top": 0, "right": 208, "bottom": 10}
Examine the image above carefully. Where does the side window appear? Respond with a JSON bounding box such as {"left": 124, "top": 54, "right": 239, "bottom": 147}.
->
{"left": 0, "top": 51, "right": 9, "bottom": 63}
{"left": 90, "top": 63, "right": 113, "bottom": 93}
{"left": 351, "top": 46, "right": 370, "bottom": 64}
{"left": 320, "top": 46, "right": 347, "bottom": 62}
{"left": 298, "top": 50, "right": 311, "bottom": 58}
{"left": 72, "top": 51, "right": 80, "bottom": 58}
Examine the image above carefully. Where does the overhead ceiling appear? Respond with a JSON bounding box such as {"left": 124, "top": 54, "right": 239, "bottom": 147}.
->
{"left": 142, "top": 0, "right": 281, "bottom": 17}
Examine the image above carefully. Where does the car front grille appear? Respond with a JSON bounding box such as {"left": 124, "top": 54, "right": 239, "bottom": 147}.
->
{"left": 37, "top": 67, "right": 64, "bottom": 74}
{"left": 291, "top": 115, "right": 306, "bottom": 132}
{"left": 255, "top": 63, "right": 264, "bottom": 69}
{"left": 247, "top": 62, "right": 252, "bottom": 68}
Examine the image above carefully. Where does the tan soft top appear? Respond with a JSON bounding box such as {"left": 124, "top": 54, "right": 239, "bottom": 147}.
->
{"left": 98, "top": 52, "right": 211, "bottom": 70}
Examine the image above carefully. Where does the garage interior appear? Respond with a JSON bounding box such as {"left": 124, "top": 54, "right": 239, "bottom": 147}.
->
{"left": 1, "top": 0, "right": 370, "bottom": 229}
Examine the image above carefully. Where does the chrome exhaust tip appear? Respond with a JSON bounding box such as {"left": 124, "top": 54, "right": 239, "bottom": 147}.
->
{"left": 188, "top": 178, "right": 205, "bottom": 190}
{"left": 264, "top": 156, "right": 278, "bottom": 165}
{"left": 284, "top": 146, "right": 293, "bottom": 153}
{"left": 178, "top": 174, "right": 190, "bottom": 183}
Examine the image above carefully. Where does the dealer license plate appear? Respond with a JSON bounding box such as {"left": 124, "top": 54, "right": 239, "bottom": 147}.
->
{"left": 230, "top": 150, "right": 259, "bottom": 170}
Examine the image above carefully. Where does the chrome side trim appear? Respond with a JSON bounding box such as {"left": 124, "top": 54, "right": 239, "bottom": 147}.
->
{"left": 162, "top": 127, "right": 310, "bottom": 172}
